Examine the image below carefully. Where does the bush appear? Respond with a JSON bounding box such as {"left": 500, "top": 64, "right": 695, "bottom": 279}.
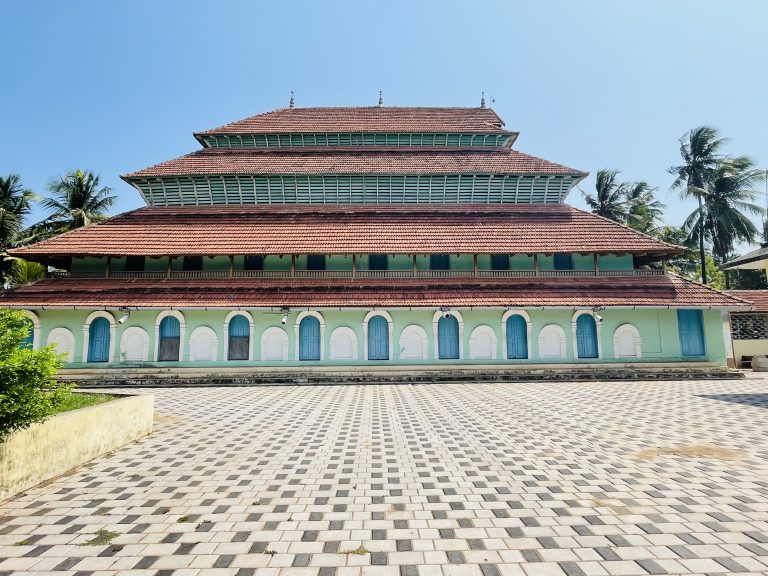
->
{"left": 0, "top": 309, "right": 70, "bottom": 439}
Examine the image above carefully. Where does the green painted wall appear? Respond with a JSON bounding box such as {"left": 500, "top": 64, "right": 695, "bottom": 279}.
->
{"left": 26, "top": 306, "right": 726, "bottom": 369}
{"left": 67, "top": 253, "right": 640, "bottom": 274}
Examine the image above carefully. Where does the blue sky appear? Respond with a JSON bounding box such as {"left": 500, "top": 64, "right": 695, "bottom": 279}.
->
{"left": 3, "top": 0, "right": 767, "bottom": 240}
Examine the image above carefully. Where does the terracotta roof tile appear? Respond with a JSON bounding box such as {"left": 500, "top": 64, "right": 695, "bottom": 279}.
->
{"left": 11, "top": 205, "right": 683, "bottom": 258}
{"left": 0, "top": 274, "right": 749, "bottom": 309}
{"left": 196, "top": 106, "right": 509, "bottom": 135}
{"left": 123, "top": 147, "right": 585, "bottom": 179}
{"left": 724, "top": 290, "right": 768, "bottom": 312}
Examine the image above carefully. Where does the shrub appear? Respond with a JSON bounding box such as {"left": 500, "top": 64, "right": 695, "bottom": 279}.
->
{"left": 0, "top": 309, "right": 70, "bottom": 439}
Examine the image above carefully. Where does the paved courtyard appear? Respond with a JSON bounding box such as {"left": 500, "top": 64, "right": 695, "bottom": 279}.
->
{"left": 2, "top": 378, "right": 768, "bottom": 576}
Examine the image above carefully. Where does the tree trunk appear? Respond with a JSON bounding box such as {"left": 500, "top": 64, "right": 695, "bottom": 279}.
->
{"left": 698, "top": 195, "right": 707, "bottom": 285}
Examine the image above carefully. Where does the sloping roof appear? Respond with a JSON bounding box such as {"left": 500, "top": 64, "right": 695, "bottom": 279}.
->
{"left": 196, "top": 106, "right": 509, "bottom": 135}
{"left": 721, "top": 245, "right": 768, "bottom": 270}
{"left": 122, "top": 147, "right": 585, "bottom": 179}
{"left": 10, "top": 205, "right": 684, "bottom": 258}
{"left": 725, "top": 290, "right": 768, "bottom": 312}
{"left": 0, "top": 274, "right": 749, "bottom": 309}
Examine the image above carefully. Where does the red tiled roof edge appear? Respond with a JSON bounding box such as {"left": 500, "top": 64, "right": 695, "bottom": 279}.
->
{"left": 194, "top": 106, "right": 511, "bottom": 135}
{"left": 724, "top": 289, "right": 768, "bottom": 312}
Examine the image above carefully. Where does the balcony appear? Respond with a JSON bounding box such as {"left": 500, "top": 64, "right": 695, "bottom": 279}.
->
{"left": 49, "top": 269, "right": 666, "bottom": 280}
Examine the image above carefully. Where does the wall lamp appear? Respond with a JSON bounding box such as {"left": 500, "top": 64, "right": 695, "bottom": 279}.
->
{"left": 440, "top": 306, "right": 453, "bottom": 319}
{"left": 117, "top": 307, "right": 131, "bottom": 324}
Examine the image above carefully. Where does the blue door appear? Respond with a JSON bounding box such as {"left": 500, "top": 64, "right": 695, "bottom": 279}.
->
{"left": 506, "top": 315, "right": 528, "bottom": 359}
{"left": 228, "top": 314, "right": 250, "bottom": 360}
{"left": 158, "top": 316, "right": 181, "bottom": 361}
{"left": 368, "top": 315, "right": 389, "bottom": 360}
{"left": 299, "top": 316, "right": 321, "bottom": 360}
{"left": 678, "top": 309, "right": 705, "bottom": 356}
{"left": 491, "top": 254, "right": 510, "bottom": 270}
{"left": 430, "top": 255, "right": 450, "bottom": 270}
{"left": 438, "top": 315, "right": 459, "bottom": 359}
{"left": 21, "top": 318, "right": 34, "bottom": 349}
{"left": 88, "top": 317, "right": 110, "bottom": 362}
{"left": 576, "top": 314, "right": 598, "bottom": 358}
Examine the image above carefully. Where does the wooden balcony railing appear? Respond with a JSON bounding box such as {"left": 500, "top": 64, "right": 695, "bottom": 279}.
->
{"left": 50, "top": 269, "right": 667, "bottom": 280}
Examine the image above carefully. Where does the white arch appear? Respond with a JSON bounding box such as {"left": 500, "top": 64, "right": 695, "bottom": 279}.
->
{"left": 432, "top": 309, "right": 464, "bottom": 359}
{"left": 82, "top": 311, "right": 116, "bottom": 362}
{"left": 294, "top": 311, "right": 326, "bottom": 361}
{"left": 20, "top": 310, "right": 40, "bottom": 350}
{"left": 120, "top": 326, "right": 150, "bottom": 361}
{"left": 261, "top": 326, "right": 289, "bottom": 361}
{"left": 399, "top": 324, "right": 429, "bottom": 360}
{"left": 47, "top": 327, "right": 75, "bottom": 362}
{"left": 363, "top": 311, "right": 393, "bottom": 361}
{"left": 154, "top": 310, "right": 186, "bottom": 362}
{"left": 538, "top": 324, "right": 567, "bottom": 360}
{"left": 189, "top": 326, "right": 218, "bottom": 361}
{"left": 468, "top": 325, "right": 497, "bottom": 360}
{"left": 501, "top": 310, "right": 532, "bottom": 359}
{"left": 613, "top": 323, "right": 642, "bottom": 358}
{"left": 329, "top": 327, "right": 359, "bottom": 360}
{"left": 223, "top": 310, "right": 254, "bottom": 361}
{"left": 571, "top": 310, "right": 603, "bottom": 359}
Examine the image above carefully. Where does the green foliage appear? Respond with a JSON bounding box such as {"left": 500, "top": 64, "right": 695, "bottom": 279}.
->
{"left": 582, "top": 170, "right": 664, "bottom": 234}
{"left": 0, "top": 174, "right": 37, "bottom": 286}
{"left": 8, "top": 258, "right": 46, "bottom": 288}
{"left": 654, "top": 225, "right": 697, "bottom": 278}
{"left": 726, "top": 268, "right": 768, "bottom": 290}
{"left": 49, "top": 392, "right": 114, "bottom": 416}
{"left": 0, "top": 309, "right": 69, "bottom": 439}
{"left": 695, "top": 254, "right": 725, "bottom": 289}
{"left": 42, "top": 169, "right": 115, "bottom": 232}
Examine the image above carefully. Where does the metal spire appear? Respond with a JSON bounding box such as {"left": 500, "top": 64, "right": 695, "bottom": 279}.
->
{"left": 480, "top": 92, "right": 485, "bottom": 108}
{"left": 378, "top": 90, "right": 383, "bottom": 107}
{"left": 289, "top": 91, "right": 295, "bottom": 109}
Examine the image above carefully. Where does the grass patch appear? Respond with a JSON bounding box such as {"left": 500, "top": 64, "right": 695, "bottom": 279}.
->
{"left": 81, "top": 529, "right": 120, "bottom": 546}
{"left": 50, "top": 392, "right": 115, "bottom": 416}
{"left": 342, "top": 545, "right": 369, "bottom": 555}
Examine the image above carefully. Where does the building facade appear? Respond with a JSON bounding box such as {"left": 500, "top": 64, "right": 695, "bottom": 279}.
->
{"left": 2, "top": 105, "right": 749, "bottom": 372}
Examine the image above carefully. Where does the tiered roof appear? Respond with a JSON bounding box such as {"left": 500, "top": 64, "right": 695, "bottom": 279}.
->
{"left": 11, "top": 205, "right": 683, "bottom": 259}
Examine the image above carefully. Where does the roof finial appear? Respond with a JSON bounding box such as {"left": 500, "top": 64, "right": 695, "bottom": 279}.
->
{"left": 289, "top": 91, "right": 295, "bottom": 109}
{"left": 480, "top": 91, "right": 486, "bottom": 108}
{"left": 378, "top": 90, "right": 383, "bottom": 107}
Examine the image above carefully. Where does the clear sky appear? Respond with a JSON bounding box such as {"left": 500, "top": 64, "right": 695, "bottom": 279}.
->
{"left": 3, "top": 0, "right": 767, "bottom": 238}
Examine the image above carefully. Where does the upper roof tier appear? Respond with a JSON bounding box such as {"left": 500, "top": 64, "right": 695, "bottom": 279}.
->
{"left": 196, "top": 106, "right": 511, "bottom": 135}
{"left": 122, "top": 105, "right": 586, "bottom": 206}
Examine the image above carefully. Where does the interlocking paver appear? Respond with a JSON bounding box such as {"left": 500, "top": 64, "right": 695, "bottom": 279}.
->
{"left": 1, "top": 378, "right": 767, "bottom": 576}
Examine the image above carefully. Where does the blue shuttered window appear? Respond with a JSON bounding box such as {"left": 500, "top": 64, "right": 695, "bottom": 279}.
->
{"left": 88, "top": 317, "right": 110, "bottom": 362}
{"left": 367, "top": 315, "right": 389, "bottom": 360}
{"left": 553, "top": 253, "right": 573, "bottom": 270}
{"left": 491, "top": 254, "right": 510, "bottom": 270}
{"left": 438, "top": 315, "right": 460, "bottom": 359}
{"left": 506, "top": 315, "right": 528, "bottom": 359}
{"left": 299, "top": 316, "right": 321, "bottom": 360}
{"left": 430, "top": 255, "right": 450, "bottom": 270}
{"left": 368, "top": 255, "right": 388, "bottom": 271}
{"left": 678, "top": 310, "right": 705, "bottom": 356}
{"left": 576, "top": 315, "right": 598, "bottom": 358}
{"left": 183, "top": 256, "right": 203, "bottom": 271}
{"left": 228, "top": 314, "right": 250, "bottom": 360}
{"left": 158, "top": 316, "right": 181, "bottom": 361}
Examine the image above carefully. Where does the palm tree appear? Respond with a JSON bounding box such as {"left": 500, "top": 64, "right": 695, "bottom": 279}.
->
{"left": 624, "top": 181, "right": 664, "bottom": 234}
{"left": 669, "top": 126, "right": 727, "bottom": 284}
{"left": 582, "top": 169, "right": 627, "bottom": 223}
{"left": 654, "top": 225, "right": 698, "bottom": 278}
{"left": 0, "top": 174, "right": 36, "bottom": 285}
{"left": 43, "top": 170, "right": 115, "bottom": 231}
